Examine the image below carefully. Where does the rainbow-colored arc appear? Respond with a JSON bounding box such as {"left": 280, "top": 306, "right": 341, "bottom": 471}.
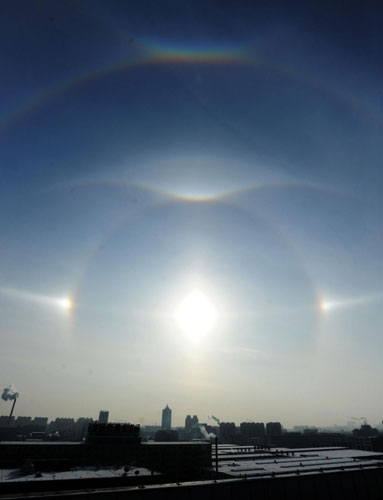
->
{"left": 0, "top": 43, "right": 247, "bottom": 135}
{"left": 2, "top": 38, "right": 382, "bottom": 138}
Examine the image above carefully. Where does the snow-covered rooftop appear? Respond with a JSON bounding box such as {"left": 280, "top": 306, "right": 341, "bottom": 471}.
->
{"left": 211, "top": 446, "right": 383, "bottom": 478}
{"left": 0, "top": 466, "right": 157, "bottom": 483}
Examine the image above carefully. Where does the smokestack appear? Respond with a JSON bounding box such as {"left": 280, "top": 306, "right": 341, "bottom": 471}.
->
{"left": 209, "top": 415, "right": 221, "bottom": 425}
{"left": 2, "top": 386, "right": 19, "bottom": 427}
{"left": 9, "top": 399, "right": 16, "bottom": 426}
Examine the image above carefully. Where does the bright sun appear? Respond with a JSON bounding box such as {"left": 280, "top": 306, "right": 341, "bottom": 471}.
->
{"left": 174, "top": 291, "right": 217, "bottom": 341}
{"left": 58, "top": 298, "right": 72, "bottom": 311}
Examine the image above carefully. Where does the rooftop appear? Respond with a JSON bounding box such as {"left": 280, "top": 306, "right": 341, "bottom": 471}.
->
{"left": 0, "top": 466, "right": 157, "bottom": 483}
{"left": 211, "top": 445, "right": 383, "bottom": 479}
{"left": 0, "top": 441, "right": 83, "bottom": 446}
{"left": 143, "top": 440, "right": 210, "bottom": 446}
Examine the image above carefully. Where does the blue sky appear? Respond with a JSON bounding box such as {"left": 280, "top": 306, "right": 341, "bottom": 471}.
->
{"left": 1, "top": 1, "right": 382, "bottom": 427}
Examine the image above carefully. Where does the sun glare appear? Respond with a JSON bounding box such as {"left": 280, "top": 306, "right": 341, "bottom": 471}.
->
{"left": 320, "top": 296, "right": 341, "bottom": 312}
{"left": 320, "top": 300, "right": 330, "bottom": 312}
{"left": 174, "top": 291, "right": 217, "bottom": 341}
{"left": 58, "top": 298, "right": 73, "bottom": 310}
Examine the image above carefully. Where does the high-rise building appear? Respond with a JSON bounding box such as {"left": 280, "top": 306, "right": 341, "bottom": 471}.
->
{"left": 185, "top": 415, "right": 198, "bottom": 431}
{"left": 0, "top": 415, "right": 14, "bottom": 427}
{"left": 220, "top": 422, "right": 236, "bottom": 443}
{"left": 192, "top": 415, "right": 199, "bottom": 426}
{"left": 74, "top": 417, "right": 94, "bottom": 440}
{"left": 98, "top": 411, "right": 109, "bottom": 424}
{"left": 48, "top": 418, "right": 75, "bottom": 440}
{"left": 185, "top": 415, "right": 192, "bottom": 430}
{"left": 14, "top": 416, "right": 32, "bottom": 427}
{"left": 161, "top": 404, "right": 172, "bottom": 430}
{"left": 240, "top": 422, "right": 265, "bottom": 438}
{"left": 33, "top": 417, "right": 48, "bottom": 428}
{"left": 266, "top": 422, "right": 282, "bottom": 436}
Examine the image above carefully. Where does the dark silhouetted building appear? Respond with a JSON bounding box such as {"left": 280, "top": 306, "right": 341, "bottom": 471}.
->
{"left": 184, "top": 415, "right": 200, "bottom": 440}
{"left": 86, "top": 422, "right": 141, "bottom": 464}
{"left": 32, "top": 417, "right": 48, "bottom": 428}
{"left": 266, "top": 422, "right": 282, "bottom": 436}
{"left": 220, "top": 422, "right": 236, "bottom": 443}
{"left": 154, "top": 429, "right": 179, "bottom": 442}
{"left": 161, "top": 405, "right": 172, "bottom": 430}
{"left": 48, "top": 418, "right": 75, "bottom": 440}
{"left": 87, "top": 422, "right": 141, "bottom": 444}
{"left": 303, "top": 427, "right": 318, "bottom": 434}
{"left": 73, "top": 418, "right": 94, "bottom": 441}
{"left": 353, "top": 424, "right": 379, "bottom": 437}
{"left": 15, "top": 416, "right": 32, "bottom": 427}
{"left": 267, "top": 431, "right": 357, "bottom": 449}
{"left": 0, "top": 415, "right": 14, "bottom": 427}
{"left": 98, "top": 411, "right": 109, "bottom": 424}
{"left": 240, "top": 422, "right": 265, "bottom": 439}
{"left": 185, "top": 415, "right": 192, "bottom": 430}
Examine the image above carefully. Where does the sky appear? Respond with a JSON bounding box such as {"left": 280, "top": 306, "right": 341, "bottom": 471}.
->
{"left": 1, "top": 0, "right": 383, "bottom": 428}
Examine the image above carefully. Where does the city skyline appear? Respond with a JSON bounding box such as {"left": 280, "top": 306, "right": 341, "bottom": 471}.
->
{"left": 1, "top": 401, "right": 382, "bottom": 431}
{"left": 1, "top": 1, "right": 383, "bottom": 427}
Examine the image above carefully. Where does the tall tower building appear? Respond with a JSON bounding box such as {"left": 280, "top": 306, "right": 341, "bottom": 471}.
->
{"left": 192, "top": 415, "right": 199, "bottom": 426}
{"left": 185, "top": 415, "right": 192, "bottom": 430}
{"left": 161, "top": 404, "right": 172, "bottom": 430}
{"left": 98, "top": 411, "right": 109, "bottom": 424}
